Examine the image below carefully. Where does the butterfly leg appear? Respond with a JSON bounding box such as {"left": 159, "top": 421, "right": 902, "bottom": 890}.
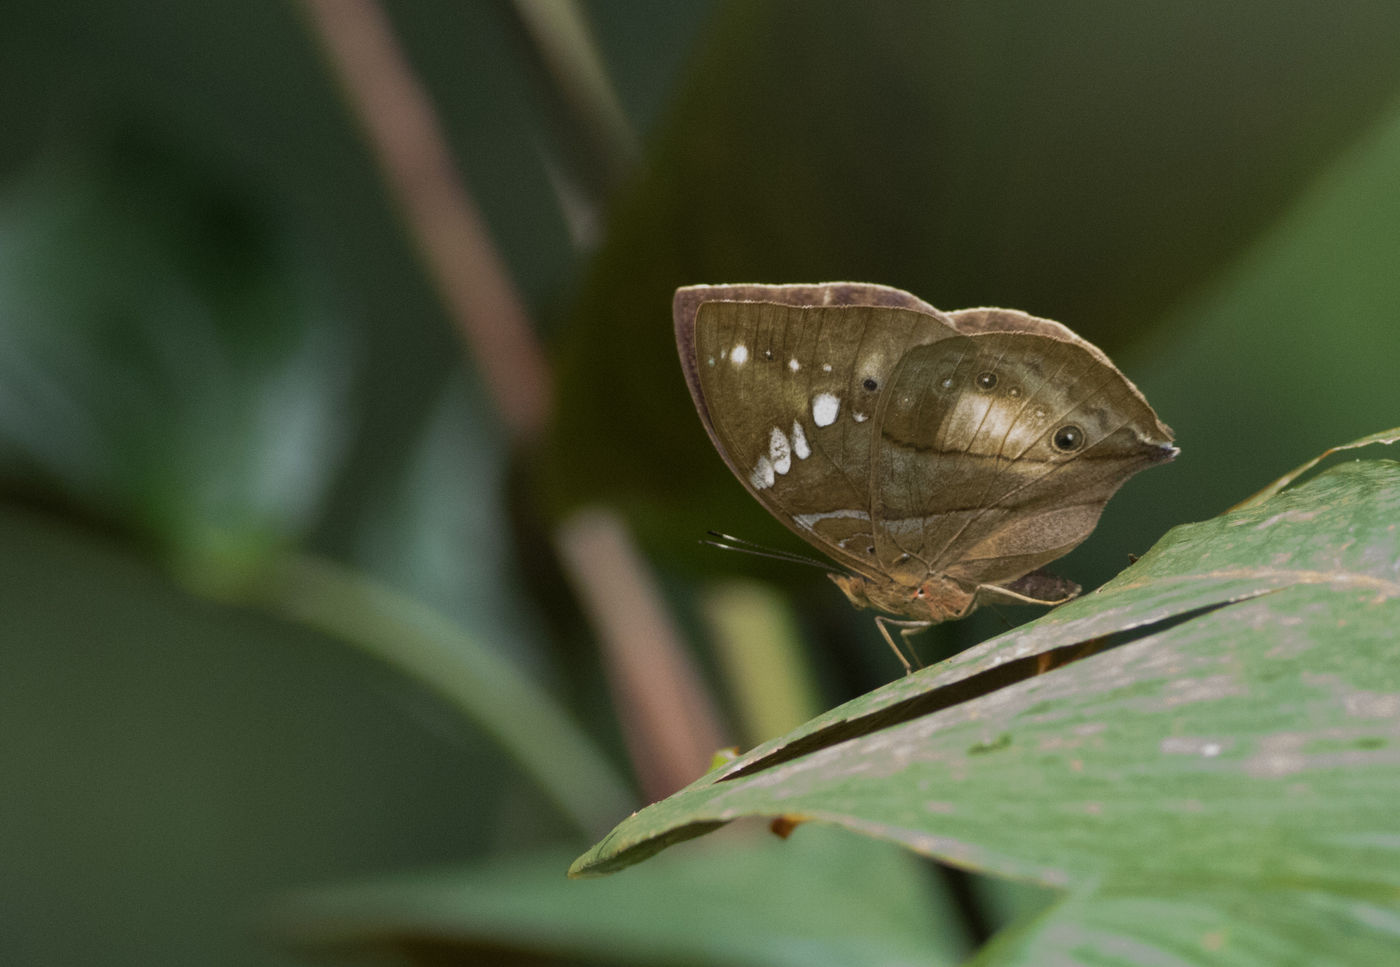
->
{"left": 875, "top": 617, "right": 933, "bottom": 674}
{"left": 976, "top": 575, "right": 1080, "bottom": 608}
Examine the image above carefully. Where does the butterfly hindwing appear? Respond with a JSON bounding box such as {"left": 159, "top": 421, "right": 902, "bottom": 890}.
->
{"left": 870, "top": 330, "right": 1170, "bottom": 589}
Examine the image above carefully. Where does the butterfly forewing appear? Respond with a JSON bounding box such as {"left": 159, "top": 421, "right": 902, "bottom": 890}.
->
{"left": 689, "top": 300, "right": 960, "bottom": 579}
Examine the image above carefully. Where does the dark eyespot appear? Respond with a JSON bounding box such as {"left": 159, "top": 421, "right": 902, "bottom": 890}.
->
{"left": 762, "top": 348, "right": 774, "bottom": 360}
{"left": 976, "top": 371, "right": 998, "bottom": 390}
{"left": 866, "top": 545, "right": 876, "bottom": 555}
{"left": 862, "top": 377, "right": 878, "bottom": 391}
{"left": 1052, "top": 424, "right": 1085, "bottom": 452}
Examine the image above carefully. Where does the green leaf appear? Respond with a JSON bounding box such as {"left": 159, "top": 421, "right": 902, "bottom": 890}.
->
{"left": 280, "top": 826, "right": 964, "bottom": 967}
{"left": 973, "top": 886, "right": 1400, "bottom": 967}
{"left": 1233, "top": 426, "right": 1400, "bottom": 510}
{"left": 572, "top": 459, "right": 1400, "bottom": 894}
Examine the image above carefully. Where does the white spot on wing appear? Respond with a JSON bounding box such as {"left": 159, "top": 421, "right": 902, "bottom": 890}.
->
{"left": 769, "top": 426, "right": 792, "bottom": 475}
{"left": 821, "top": 363, "right": 832, "bottom": 373}
{"left": 788, "top": 358, "right": 800, "bottom": 372}
{"left": 749, "top": 455, "right": 775, "bottom": 490}
{"left": 793, "top": 508, "right": 870, "bottom": 533}
{"left": 812, "top": 392, "right": 840, "bottom": 427}
{"left": 731, "top": 344, "right": 749, "bottom": 365}
{"left": 791, "top": 421, "right": 810, "bottom": 460}
{"left": 852, "top": 411, "right": 868, "bottom": 423}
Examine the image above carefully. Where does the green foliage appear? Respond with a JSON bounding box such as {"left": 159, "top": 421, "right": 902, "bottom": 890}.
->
{"left": 4, "top": 2, "right": 1400, "bottom": 966}
{"left": 571, "top": 456, "right": 1400, "bottom": 962}
{"left": 280, "top": 827, "right": 964, "bottom": 967}
{"left": 574, "top": 458, "right": 1400, "bottom": 882}
{"left": 0, "top": 138, "right": 347, "bottom": 578}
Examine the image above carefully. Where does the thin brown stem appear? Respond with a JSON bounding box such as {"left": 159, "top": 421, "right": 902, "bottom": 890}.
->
{"left": 507, "top": 0, "right": 639, "bottom": 241}
{"left": 556, "top": 508, "right": 729, "bottom": 802}
{"left": 299, "top": 0, "right": 551, "bottom": 442}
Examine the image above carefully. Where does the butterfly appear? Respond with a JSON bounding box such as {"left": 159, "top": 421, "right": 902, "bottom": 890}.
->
{"left": 674, "top": 282, "right": 1176, "bottom": 672}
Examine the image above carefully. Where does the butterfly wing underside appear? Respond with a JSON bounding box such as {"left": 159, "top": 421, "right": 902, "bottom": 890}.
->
{"left": 870, "top": 331, "right": 1174, "bottom": 592}
{"left": 681, "top": 299, "right": 961, "bottom": 580}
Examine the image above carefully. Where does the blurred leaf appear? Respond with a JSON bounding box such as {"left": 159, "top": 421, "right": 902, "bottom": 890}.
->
{"left": 702, "top": 580, "right": 823, "bottom": 745}
{"left": 349, "top": 374, "right": 525, "bottom": 644}
{"left": 0, "top": 503, "right": 517, "bottom": 967}
{"left": 572, "top": 458, "right": 1400, "bottom": 892}
{"left": 281, "top": 825, "right": 964, "bottom": 967}
{"left": 1125, "top": 98, "right": 1400, "bottom": 524}
{"left": 0, "top": 135, "right": 349, "bottom": 581}
{"left": 974, "top": 886, "right": 1400, "bottom": 967}
{"left": 255, "top": 550, "right": 634, "bottom": 838}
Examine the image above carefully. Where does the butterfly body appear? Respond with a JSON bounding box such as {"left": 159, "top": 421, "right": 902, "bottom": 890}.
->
{"left": 675, "top": 283, "right": 1175, "bottom": 670}
{"left": 828, "top": 570, "right": 974, "bottom": 623}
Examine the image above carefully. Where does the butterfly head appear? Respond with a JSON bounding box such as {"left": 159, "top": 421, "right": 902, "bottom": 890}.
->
{"left": 828, "top": 571, "right": 977, "bottom": 624}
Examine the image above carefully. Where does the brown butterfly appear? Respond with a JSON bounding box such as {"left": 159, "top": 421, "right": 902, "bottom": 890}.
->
{"left": 674, "top": 282, "right": 1176, "bottom": 672}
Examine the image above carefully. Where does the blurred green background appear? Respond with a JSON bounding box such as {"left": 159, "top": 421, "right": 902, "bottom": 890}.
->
{"left": 3, "top": 2, "right": 1400, "bottom": 965}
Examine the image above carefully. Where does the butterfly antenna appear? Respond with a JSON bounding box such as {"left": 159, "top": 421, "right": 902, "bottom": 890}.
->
{"left": 702, "top": 531, "right": 832, "bottom": 572}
